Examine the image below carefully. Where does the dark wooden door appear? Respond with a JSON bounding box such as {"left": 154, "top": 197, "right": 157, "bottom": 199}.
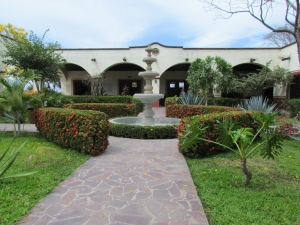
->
{"left": 119, "top": 80, "right": 142, "bottom": 95}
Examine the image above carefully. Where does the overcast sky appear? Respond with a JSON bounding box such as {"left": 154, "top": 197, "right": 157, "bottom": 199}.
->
{"left": 0, "top": 0, "right": 284, "bottom": 49}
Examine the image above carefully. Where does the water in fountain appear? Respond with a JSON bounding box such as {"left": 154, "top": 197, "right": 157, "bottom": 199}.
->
{"left": 109, "top": 44, "right": 180, "bottom": 126}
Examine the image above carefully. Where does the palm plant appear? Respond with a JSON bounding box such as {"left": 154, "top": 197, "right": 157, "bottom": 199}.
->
{"left": 178, "top": 91, "right": 206, "bottom": 105}
{"left": 0, "top": 70, "right": 38, "bottom": 136}
{"left": 180, "top": 112, "right": 283, "bottom": 184}
{"left": 238, "top": 95, "right": 277, "bottom": 114}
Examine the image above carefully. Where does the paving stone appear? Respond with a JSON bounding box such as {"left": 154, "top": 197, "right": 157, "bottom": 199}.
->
{"left": 110, "top": 213, "right": 152, "bottom": 225}
{"left": 107, "top": 200, "right": 127, "bottom": 208}
{"left": 153, "top": 190, "right": 171, "bottom": 200}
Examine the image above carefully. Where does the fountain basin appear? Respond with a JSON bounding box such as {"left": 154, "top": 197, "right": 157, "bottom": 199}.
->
{"left": 109, "top": 117, "right": 180, "bottom": 126}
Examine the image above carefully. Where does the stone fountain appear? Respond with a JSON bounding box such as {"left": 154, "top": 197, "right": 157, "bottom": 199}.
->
{"left": 109, "top": 44, "right": 180, "bottom": 126}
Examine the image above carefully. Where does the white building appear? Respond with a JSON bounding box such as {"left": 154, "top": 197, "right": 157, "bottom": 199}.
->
{"left": 58, "top": 42, "right": 300, "bottom": 106}
{"left": 1, "top": 39, "right": 299, "bottom": 105}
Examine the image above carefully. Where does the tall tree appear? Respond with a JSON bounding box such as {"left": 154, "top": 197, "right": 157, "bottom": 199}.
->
{"left": 0, "top": 27, "right": 64, "bottom": 93}
{"left": 187, "top": 56, "right": 233, "bottom": 105}
{"left": 199, "top": 1, "right": 300, "bottom": 63}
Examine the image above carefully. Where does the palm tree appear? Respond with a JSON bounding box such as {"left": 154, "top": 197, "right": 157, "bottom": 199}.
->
{"left": 0, "top": 70, "right": 37, "bottom": 136}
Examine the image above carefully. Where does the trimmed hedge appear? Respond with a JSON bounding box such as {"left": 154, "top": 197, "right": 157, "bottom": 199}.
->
{"left": 166, "top": 105, "right": 241, "bottom": 119}
{"left": 43, "top": 94, "right": 144, "bottom": 115}
{"left": 34, "top": 108, "right": 110, "bottom": 156}
{"left": 165, "top": 96, "right": 242, "bottom": 108}
{"left": 110, "top": 123, "right": 177, "bottom": 139}
{"left": 65, "top": 103, "right": 136, "bottom": 118}
{"left": 284, "top": 98, "right": 300, "bottom": 117}
{"left": 178, "top": 111, "right": 257, "bottom": 157}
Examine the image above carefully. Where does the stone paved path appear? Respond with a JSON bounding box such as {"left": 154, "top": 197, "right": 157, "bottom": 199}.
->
{"left": 17, "top": 136, "right": 208, "bottom": 225}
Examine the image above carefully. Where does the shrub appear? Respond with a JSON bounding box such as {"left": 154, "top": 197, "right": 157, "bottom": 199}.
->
{"left": 42, "top": 91, "right": 73, "bottom": 108}
{"left": 166, "top": 105, "right": 241, "bottom": 119}
{"left": 208, "top": 97, "right": 242, "bottom": 107}
{"left": 132, "top": 98, "right": 144, "bottom": 115}
{"left": 284, "top": 98, "right": 300, "bottom": 117}
{"left": 110, "top": 123, "right": 177, "bottom": 139}
{"left": 165, "top": 96, "right": 243, "bottom": 108}
{"left": 65, "top": 103, "right": 136, "bottom": 118}
{"left": 34, "top": 108, "right": 109, "bottom": 156}
{"left": 178, "top": 111, "right": 257, "bottom": 157}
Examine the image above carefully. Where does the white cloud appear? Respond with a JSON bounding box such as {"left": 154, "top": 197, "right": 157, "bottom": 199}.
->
{"left": 0, "top": 0, "right": 286, "bottom": 48}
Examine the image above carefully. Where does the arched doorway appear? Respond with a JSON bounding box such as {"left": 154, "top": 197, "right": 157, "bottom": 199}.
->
{"left": 160, "top": 63, "right": 190, "bottom": 105}
{"left": 62, "top": 63, "right": 90, "bottom": 95}
{"left": 104, "top": 63, "right": 145, "bottom": 96}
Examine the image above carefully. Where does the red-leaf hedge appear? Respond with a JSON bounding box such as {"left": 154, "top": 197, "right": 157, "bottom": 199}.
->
{"left": 166, "top": 105, "right": 241, "bottom": 119}
{"left": 64, "top": 103, "right": 136, "bottom": 118}
{"left": 34, "top": 108, "right": 110, "bottom": 156}
{"left": 178, "top": 111, "right": 257, "bottom": 157}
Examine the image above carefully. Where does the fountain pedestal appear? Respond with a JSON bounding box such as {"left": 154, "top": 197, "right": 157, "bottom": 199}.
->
{"left": 133, "top": 44, "right": 164, "bottom": 126}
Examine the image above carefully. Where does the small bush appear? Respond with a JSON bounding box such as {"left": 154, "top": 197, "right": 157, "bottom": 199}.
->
{"left": 284, "top": 98, "right": 300, "bottom": 117}
{"left": 34, "top": 108, "right": 109, "bottom": 156}
{"left": 166, "top": 105, "right": 241, "bottom": 119}
{"left": 132, "top": 98, "right": 144, "bottom": 115}
{"left": 110, "top": 123, "right": 177, "bottom": 139}
{"left": 178, "top": 111, "right": 257, "bottom": 157}
{"left": 65, "top": 103, "right": 136, "bottom": 118}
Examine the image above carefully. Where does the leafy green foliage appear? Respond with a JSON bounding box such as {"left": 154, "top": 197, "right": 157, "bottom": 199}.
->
{"left": 284, "top": 98, "right": 300, "bottom": 117}
{"left": 238, "top": 95, "right": 277, "bottom": 113}
{"left": 0, "top": 30, "right": 64, "bottom": 92}
{"left": 178, "top": 111, "right": 256, "bottom": 157}
{"left": 109, "top": 123, "right": 177, "bottom": 139}
{"left": 187, "top": 56, "right": 234, "bottom": 98}
{"left": 0, "top": 70, "right": 41, "bottom": 136}
{"left": 233, "top": 61, "right": 293, "bottom": 93}
{"left": 65, "top": 103, "right": 136, "bottom": 118}
{"left": 180, "top": 111, "right": 284, "bottom": 183}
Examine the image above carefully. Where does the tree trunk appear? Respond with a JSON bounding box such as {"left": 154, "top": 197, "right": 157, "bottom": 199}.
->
{"left": 241, "top": 158, "right": 252, "bottom": 184}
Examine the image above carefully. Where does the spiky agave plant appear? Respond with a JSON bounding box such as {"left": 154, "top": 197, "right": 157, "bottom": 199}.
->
{"left": 238, "top": 95, "right": 277, "bottom": 114}
{"left": 178, "top": 92, "right": 206, "bottom": 105}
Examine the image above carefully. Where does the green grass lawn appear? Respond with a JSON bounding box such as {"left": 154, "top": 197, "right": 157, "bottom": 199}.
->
{"left": 186, "top": 139, "right": 300, "bottom": 225}
{"left": 0, "top": 132, "right": 91, "bottom": 225}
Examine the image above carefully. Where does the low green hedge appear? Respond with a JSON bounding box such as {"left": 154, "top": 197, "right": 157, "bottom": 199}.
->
{"left": 110, "top": 123, "right": 177, "bottom": 139}
{"left": 166, "top": 105, "right": 241, "bottom": 118}
{"left": 65, "top": 103, "right": 136, "bottom": 118}
{"left": 284, "top": 98, "right": 300, "bottom": 117}
{"left": 43, "top": 94, "right": 144, "bottom": 115}
{"left": 165, "top": 96, "right": 242, "bottom": 108}
{"left": 34, "top": 108, "right": 109, "bottom": 156}
{"left": 178, "top": 111, "right": 257, "bottom": 157}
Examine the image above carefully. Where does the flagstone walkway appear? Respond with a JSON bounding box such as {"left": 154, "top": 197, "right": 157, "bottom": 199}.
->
{"left": 17, "top": 136, "right": 209, "bottom": 225}
{"left": 1, "top": 107, "right": 209, "bottom": 224}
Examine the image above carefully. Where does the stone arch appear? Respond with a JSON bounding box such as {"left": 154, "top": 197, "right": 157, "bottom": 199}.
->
{"left": 159, "top": 63, "right": 191, "bottom": 105}
{"left": 101, "top": 62, "right": 146, "bottom": 96}
{"left": 60, "top": 63, "right": 90, "bottom": 95}
{"left": 222, "top": 62, "right": 273, "bottom": 100}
